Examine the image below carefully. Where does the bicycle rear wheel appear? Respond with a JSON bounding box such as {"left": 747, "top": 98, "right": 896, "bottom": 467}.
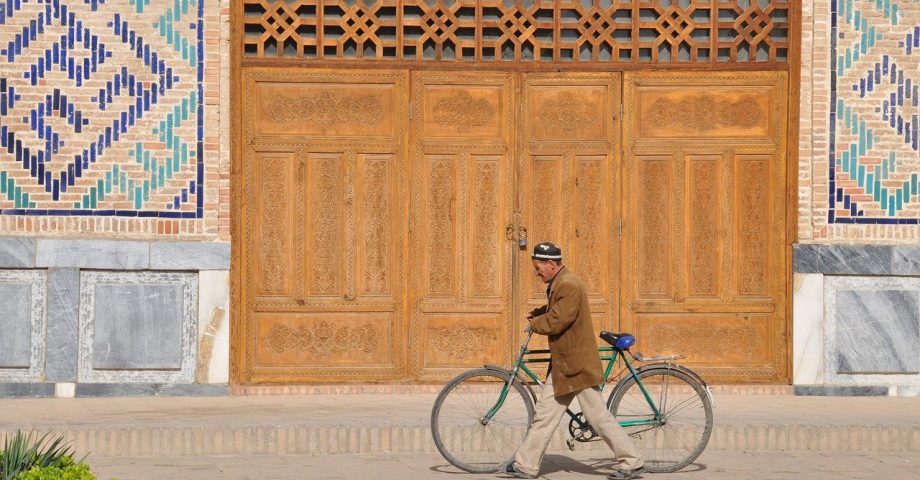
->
{"left": 431, "top": 368, "right": 535, "bottom": 473}
{"left": 607, "top": 367, "right": 713, "bottom": 473}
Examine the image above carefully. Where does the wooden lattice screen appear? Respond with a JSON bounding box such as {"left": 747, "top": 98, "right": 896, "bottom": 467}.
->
{"left": 240, "top": 0, "right": 791, "bottom": 63}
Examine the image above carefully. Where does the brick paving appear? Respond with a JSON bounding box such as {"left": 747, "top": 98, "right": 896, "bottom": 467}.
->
{"left": 88, "top": 450, "right": 920, "bottom": 480}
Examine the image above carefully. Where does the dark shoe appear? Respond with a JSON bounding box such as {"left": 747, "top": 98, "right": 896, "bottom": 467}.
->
{"left": 503, "top": 462, "right": 537, "bottom": 479}
{"left": 607, "top": 466, "right": 646, "bottom": 479}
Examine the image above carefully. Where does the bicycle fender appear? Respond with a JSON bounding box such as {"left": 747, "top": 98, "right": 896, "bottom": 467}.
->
{"left": 608, "top": 363, "right": 712, "bottom": 410}
{"left": 636, "top": 363, "right": 709, "bottom": 390}
{"left": 483, "top": 364, "right": 538, "bottom": 403}
{"left": 635, "top": 363, "right": 713, "bottom": 408}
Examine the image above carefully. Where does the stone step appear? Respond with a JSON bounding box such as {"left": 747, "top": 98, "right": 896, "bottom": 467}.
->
{"left": 12, "top": 423, "right": 919, "bottom": 458}
{"left": 3, "top": 393, "right": 918, "bottom": 458}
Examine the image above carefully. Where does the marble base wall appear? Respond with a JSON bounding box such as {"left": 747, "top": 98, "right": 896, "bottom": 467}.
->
{"left": 0, "top": 237, "right": 230, "bottom": 397}
{"left": 794, "top": 245, "right": 920, "bottom": 396}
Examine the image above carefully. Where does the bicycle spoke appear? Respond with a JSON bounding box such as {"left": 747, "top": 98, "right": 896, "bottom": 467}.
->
{"left": 608, "top": 368, "right": 713, "bottom": 473}
{"left": 431, "top": 370, "right": 533, "bottom": 473}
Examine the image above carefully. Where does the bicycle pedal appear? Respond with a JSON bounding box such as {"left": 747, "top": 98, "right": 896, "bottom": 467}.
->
{"left": 565, "top": 439, "right": 575, "bottom": 451}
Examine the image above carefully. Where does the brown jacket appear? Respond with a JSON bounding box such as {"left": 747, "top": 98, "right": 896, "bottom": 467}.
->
{"left": 529, "top": 267, "right": 603, "bottom": 397}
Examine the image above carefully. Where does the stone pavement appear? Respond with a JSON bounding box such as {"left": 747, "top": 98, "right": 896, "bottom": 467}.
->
{"left": 88, "top": 450, "right": 920, "bottom": 480}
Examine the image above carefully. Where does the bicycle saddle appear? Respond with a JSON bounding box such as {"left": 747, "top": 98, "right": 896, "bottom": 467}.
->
{"left": 599, "top": 331, "right": 636, "bottom": 350}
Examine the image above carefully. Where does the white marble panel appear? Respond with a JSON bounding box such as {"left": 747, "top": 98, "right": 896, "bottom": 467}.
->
{"left": 198, "top": 270, "right": 230, "bottom": 384}
{"left": 78, "top": 271, "right": 197, "bottom": 383}
{"left": 895, "top": 385, "right": 920, "bottom": 397}
{"left": 793, "top": 273, "right": 825, "bottom": 385}
{"left": 54, "top": 383, "right": 76, "bottom": 398}
{"left": 0, "top": 271, "right": 46, "bottom": 382}
{"left": 825, "top": 276, "right": 920, "bottom": 386}
{"left": 836, "top": 290, "right": 918, "bottom": 373}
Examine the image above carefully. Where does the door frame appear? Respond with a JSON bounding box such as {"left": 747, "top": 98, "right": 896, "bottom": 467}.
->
{"left": 229, "top": 5, "right": 802, "bottom": 386}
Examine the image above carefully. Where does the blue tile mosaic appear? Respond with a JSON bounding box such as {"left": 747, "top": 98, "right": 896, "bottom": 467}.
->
{"left": 829, "top": 0, "right": 920, "bottom": 225}
{"left": 0, "top": 0, "right": 203, "bottom": 218}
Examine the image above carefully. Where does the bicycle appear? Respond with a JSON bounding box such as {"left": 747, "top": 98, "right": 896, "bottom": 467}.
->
{"left": 430, "top": 327, "right": 714, "bottom": 474}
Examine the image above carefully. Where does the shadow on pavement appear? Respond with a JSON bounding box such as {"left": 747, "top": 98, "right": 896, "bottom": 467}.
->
{"left": 425, "top": 456, "right": 708, "bottom": 477}
{"left": 542, "top": 454, "right": 708, "bottom": 476}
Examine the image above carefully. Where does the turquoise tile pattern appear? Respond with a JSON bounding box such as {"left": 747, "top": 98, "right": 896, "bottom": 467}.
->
{"left": 829, "top": 0, "right": 920, "bottom": 224}
{"left": 0, "top": 0, "right": 203, "bottom": 218}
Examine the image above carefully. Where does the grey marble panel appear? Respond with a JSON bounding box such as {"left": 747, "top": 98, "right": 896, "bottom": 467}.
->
{"left": 150, "top": 242, "right": 231, "bottom": 270}
{"left": 75, "top": 383, "right": 228, "bottom": 397}
{"left": 0, "top": 271, "right": 46, "bottom": 382}
{"left": 0, "top": 284, "right": 32, "bottom": 368}
{"left": 793, "top": 244, "right": 893, "bottom": 274}
{"left": 45, "top": 269, "right": 80, "bottom": 382}
{"left": 892, "top": 247, "right": 920, "bottom": 276}
{"left": 36, "top": 239, "right": 148, "bottom": 269}
{"left": 79, "top": 271, "right": 198, "bottom": 383}
{"left": 0, "top": 237, "right": 35, "bottom": 267}
{"left": 92, "top": 284, "right": 184, "bottom": 369}
{"left": 836, "top": 290, "right": 920, "bottom": 374}
{"left": 793, "top": 385, "right": 889, "bottom": 396}
{"left": 0, "top": 383, "right": 54, "bottom": 398}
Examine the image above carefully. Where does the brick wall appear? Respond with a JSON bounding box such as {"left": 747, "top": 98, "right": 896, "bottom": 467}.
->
{"left": 3, "top": 0, "right": 916, "bottom": 245}
{"left": 800, "top": 0, "right": 920, "bottom": 243}
{"left": 0, "top": 0, "right": 229, "bottom": 240}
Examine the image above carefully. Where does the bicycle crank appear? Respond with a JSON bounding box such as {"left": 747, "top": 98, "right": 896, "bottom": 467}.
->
{"left": 567, "top": 413, "right": 600, "bottom": 449}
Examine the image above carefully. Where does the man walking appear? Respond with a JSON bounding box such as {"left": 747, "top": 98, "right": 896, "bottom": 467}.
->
{"left": 504, "top": 242, "right": 645, "bottom": 480}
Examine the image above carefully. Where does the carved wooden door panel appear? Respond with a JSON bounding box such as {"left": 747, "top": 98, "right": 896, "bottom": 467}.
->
{"left": 408, "top": 72, "right": 516, "bottom": 381}
{"left": 518, "top": 73, "right": 623, "bottom": 354}
{"left": 621, "top": 72, "right": 789, "bottom": 382}
{"left": 236, "top": 69, "right": 409, "bottom": 383}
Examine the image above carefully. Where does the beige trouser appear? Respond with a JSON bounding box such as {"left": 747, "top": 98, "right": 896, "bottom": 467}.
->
{"left": 514, "top": 377, "right": 644, "bottom": 476}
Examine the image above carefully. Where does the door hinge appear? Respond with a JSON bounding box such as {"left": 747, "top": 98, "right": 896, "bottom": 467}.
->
{"left": 617, "top": 219, "right": 624, "bottom": 238}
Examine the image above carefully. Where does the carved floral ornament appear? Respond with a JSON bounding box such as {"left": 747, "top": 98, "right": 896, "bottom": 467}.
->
{"left": 432, "top": 91, "right": 495, "bottom": 131}
{"left": 266, "top": 91, "right": 384, "bottom": 129}
{"left": 646, "top": 324, "right": 761, "bottom": 360}
{"left": 432, "top": 325, "right": 493, "bottom": 361}
{"left": 539, "top": 92, "right": 599, "bottom": 133}
{"left": 264, "top": 321, "right": 379, "bottom": 357}
{"left": 647, "top": 95, "right": 763, "bottom": 131}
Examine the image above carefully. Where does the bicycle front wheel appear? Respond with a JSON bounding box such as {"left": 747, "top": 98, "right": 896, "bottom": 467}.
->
{"left": 431, "top": 368, "right": 535, "bottom": 473}
{"left": 607, "top": 367, "right": 713, "bottom": 473}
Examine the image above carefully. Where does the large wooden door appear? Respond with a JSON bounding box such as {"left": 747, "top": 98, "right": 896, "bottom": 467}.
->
{"left": 236, "top": 69, "right": 410, "bottom": 383}
{"left": 621, "top": 72, "right": 789, "bottom": 382}
{"left": 408, "top": 72, "right": 517, "bottom": 380}
{"left": 517, "top": 73, "right": 622, "bottom": 353}
{"left": 234, "top": 69, "right": 790, "bottom": 385}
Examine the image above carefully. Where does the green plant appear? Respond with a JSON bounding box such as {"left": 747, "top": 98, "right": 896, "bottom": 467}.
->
{"left": 14, "top": 463, "right": 96, "bottom": 480}
{"left": 0, "top": 430, "right": 80, "bottom": 480}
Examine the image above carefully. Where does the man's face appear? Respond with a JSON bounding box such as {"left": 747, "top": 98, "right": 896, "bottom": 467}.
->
{"left": 532, "top": 259, "right": 560, "bottom": 284}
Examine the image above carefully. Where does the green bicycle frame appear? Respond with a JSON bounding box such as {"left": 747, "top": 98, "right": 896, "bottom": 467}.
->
{"left": 483, "top": 329, "right": 663, "bottom": 430}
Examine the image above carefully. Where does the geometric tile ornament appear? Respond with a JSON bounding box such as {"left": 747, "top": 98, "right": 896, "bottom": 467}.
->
{"left": 0, "top": 0, "right": 203, "bottom": 218}
{"left": 829, "top": 0, "right": 919, "bottom": 224}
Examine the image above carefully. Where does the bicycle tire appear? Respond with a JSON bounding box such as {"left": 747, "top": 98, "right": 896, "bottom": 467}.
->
{"left": 431, "top": 368, "right": 535, "bottom": 473}
{"left": 607, "top": 366, "right": 713, "bottom": 473}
